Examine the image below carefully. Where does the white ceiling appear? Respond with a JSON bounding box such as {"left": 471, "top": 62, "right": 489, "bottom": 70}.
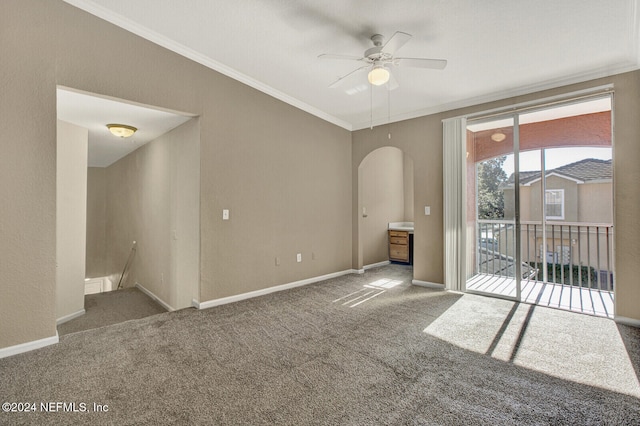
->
{"left": 57, "top": 87, "right": 193, "bottom": 167}
{"left": 63, "top": 0, "right": 639, "bottom": 131}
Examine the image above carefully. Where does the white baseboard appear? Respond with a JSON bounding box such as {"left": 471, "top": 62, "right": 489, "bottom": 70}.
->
{"left": 0, "top": 332, "right": 59, "bottom": 359}
{"left": 56, "top": 309, "right": 85, "bottom": 325}
{"left": 614, "top": 315, "right": 640, "bottom": 328}
{"left": 412, "top": 279, "right": 445, "bottom": 289}
{"left": 363, "top": 260, "right": 391, "bottom": 270}
{"left": 135, "top": 283, "right": 175, "bottom": 312}
{"left": 195, "top": 269, "right": 356, "bottom": 310}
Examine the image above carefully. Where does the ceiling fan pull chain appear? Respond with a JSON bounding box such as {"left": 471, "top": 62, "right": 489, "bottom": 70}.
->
{"left": 370, "top": 84, "right": 373, "bottom": 130}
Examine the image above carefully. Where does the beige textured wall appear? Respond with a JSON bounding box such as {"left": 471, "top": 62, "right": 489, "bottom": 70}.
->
{"left": 56, "top": 120, "right": 88, "bottom": 322}
{"left": 0, "top": 2, "right": 57, "bottom": 348}
{"left": 353, "top": 116, "right": 445, "bottom": 280}
{"left": 608, "top": 72, "right": 640, "bottom": 320}
{"left": 359, "top": 147, "right": 405, "bottom": 266}
{"left": 198, "top": 80, "right": 351, "bottom": 301}
{"left": 1, "top": 0, "right": 352, "bottom": 349}
{"left": 173, "top": 119, "right": 201, "bottom": 309}
{"left": 104, "top": 142, "right": 165, "bottom": 294}
{"left": 86, "top": 167, "right": 107, "bottom": 278}
{"left": 403, "top": 154, "right": 415, "bottom": 222}
{"left": 104, "top": 119, "right": 200, "bottom": 310}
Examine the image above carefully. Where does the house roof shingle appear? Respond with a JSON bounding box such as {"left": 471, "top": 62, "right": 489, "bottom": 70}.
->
{"left": 507, "top": 158, "right": 612, "bottom": 186}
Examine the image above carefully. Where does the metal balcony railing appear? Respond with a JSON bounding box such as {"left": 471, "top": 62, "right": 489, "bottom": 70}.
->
{"left": 476, "top": 220, "right": 614, "bottom": 291}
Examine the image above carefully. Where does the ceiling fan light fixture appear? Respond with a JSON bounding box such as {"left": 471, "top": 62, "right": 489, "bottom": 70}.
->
{"left": 107, "top": 124, "right": 137, "bottom": 138}
{"left": 368, "top": 65, "right": 390, "bottom": 86}
{"left": 491, "top": 131, "right": 506, "bottom": 142}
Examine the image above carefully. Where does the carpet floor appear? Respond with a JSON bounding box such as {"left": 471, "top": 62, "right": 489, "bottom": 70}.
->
{"left": 1, "top": 265, "right": 639, "bottom": 425}
{"left": 57, "top": 287, "right": 167, "bottom": 336}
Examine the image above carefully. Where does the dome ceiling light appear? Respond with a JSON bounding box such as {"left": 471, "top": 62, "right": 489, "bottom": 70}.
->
{"left": 107, "top": 124, "right": 137, "bottom": 138}
{"left": 491, "top": 131, "right": 506, "bottom": 142}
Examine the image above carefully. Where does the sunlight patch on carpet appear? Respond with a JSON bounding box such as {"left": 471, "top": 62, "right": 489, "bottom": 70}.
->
{"left": 331, "top": 278, "right": 402, "bottom": 308}
{"left": 423, "top": 295, "right": 640, "bottom": 398}
{"left": 365, "top": 278, "right": 403, "bottom": 289}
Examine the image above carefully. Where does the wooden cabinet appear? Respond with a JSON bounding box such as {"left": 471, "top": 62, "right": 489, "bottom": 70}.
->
{"left": 389, "top": 230, "right": 409, "bottom": 263}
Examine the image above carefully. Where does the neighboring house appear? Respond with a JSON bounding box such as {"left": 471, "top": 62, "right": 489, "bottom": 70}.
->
{"left": 503, "top": 158, "right": 612, "bottom": 224}
{"left": 492, "top": 158, "right": 613, "bottom": 288}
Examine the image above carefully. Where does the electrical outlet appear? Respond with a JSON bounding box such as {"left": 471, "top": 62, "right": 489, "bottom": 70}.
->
{"left": 222, "top": 209, "right": 230, "bottom": 220}
{"left": 296, "top": 253, "right": 302, "bottom": 263}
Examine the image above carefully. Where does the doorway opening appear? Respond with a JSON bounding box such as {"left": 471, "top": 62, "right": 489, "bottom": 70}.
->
{"left": 55, "top": 87, "right": 200, "bottom": 334}
{"left": 357, "top": 146, "right": 414, "bottom": 271}
{"left": 465, "top": 96, "right": 614, "bottom": 317}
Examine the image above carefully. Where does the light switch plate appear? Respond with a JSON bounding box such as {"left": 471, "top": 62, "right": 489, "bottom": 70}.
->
{"left": 222, "top": 209, "right": 229, "bottom": 220}
{"left": 425, "top": 206, "right": 431, "bottom": 215}
{"left": 296, "top": 253, "right": 302, "bottom": 262}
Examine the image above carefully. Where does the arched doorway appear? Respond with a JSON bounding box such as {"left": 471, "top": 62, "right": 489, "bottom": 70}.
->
{"left": 357, "top": 146, "right": 414, "bottom": 270}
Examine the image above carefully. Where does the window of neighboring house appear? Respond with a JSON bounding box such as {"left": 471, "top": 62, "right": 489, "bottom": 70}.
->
{"left": 545, "top": 189, "right": 564, "bottom": 220}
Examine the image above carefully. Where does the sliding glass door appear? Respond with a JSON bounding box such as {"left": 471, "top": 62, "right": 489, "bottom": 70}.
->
{"left": 465, "top": 96, "right": 614, "bottom": 315}
{"left": 466, "top": 115, "right": 521, "bottom": 300}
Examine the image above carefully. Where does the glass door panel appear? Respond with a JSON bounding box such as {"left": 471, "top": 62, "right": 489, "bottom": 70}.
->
{"left": 466, "top": 117, "right": 518, "bottom": 299}
{"left": 517, "top": 149, "right": 542, "bottom": 292}
{"left": 540, "top": 147, "right": 613, "bottom": 290}
{"left": 517, "top": 96, "right": 614, "bottom": 316}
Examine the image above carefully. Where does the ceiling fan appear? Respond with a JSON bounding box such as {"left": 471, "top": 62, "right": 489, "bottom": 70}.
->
{"left": 318, "top": 31, "right": 447, "bottom": 89}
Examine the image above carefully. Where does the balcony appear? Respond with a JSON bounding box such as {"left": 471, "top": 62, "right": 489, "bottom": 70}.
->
{"left": 468, "top": 220, "right": 614, "bottom": 318}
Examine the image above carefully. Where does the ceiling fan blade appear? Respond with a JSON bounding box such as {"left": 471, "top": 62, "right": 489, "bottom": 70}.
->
{"left": 381, "top": 31, "right": 412, "bottom": 55}
{"left": 387, "top": 72, "right": 399, "bottom": 90}
{"left": 318, "top": 53, "right": 364, "bottom": 61}
{"left": 329, "top": 65, "right": 369, "bottom": 88}
{"left": 394, "top": 57, "right": 447, "bottom": 70}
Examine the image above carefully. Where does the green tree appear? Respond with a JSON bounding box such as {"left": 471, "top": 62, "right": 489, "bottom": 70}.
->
{"left": 477, "top": 156, "right": 507, "bottom": 219}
